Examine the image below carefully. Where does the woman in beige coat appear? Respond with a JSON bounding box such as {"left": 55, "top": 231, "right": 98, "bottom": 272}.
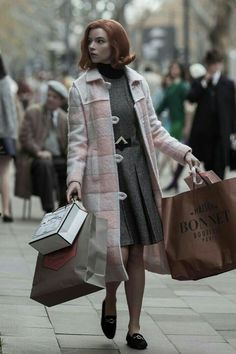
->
{"left": 66, "top": 19, "right": 200, "bottom": 350}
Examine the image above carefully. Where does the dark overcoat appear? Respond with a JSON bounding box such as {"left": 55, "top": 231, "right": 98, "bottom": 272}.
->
{"left": 187, "top": 75, "right": 236, "bottom": 164}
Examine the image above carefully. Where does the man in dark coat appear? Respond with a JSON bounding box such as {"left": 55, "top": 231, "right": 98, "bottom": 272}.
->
{"left": 187, "top": 49, "right": 236, "bottom": 179}
{"left": 16, "top": 81, "right": 68, "bottom": 212}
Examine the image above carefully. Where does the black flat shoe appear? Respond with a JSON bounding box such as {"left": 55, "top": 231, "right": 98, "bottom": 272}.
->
{"left": 2, "top": 215, "right": 13, "bottom": 222}
{"left": 126, "top": 332, "right": 148, "bottom": 350}
{"left": 101, "top": 300, "right": 116, "bottom": 339}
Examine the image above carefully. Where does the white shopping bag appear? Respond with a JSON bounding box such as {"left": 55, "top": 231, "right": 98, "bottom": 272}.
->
{"left": 29, "top": 202, "right": 88, "bottom": 255}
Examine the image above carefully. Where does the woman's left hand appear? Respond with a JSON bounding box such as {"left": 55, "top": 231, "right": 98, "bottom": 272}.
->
{"left": 184, "top": 151, "right": 200, "bottom": 169}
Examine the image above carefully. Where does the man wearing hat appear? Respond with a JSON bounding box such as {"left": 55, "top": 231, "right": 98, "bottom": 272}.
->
{"left": 16, "top": 80, "right": 68, "bottom": 212}
{"left": 187, "top": 49, "right": 236, "bottom": 179}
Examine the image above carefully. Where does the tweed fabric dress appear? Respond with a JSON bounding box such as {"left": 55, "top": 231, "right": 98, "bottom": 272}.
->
{"left": 67, "top": 66, "right": 191, "bottom": 281}
{"left": 98, "top": 64, "right": 163, "bottom": 246}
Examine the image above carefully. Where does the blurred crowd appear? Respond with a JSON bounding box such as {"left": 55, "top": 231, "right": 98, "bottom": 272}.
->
{"left": 144, "top": 49, "right": 236, "bottom": 191}
{"left": 0, "top": 47, "right": 236, "bottom": 222}
{"left": 0, "top": 54, "right": 73, "bottom": 221}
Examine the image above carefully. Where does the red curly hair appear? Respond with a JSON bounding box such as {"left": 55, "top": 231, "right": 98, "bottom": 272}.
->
{"left": 79, "top": 19, "right": 136, "bottom": 70}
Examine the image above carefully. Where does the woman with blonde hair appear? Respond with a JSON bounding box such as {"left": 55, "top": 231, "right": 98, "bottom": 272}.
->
{"left": 66, "top": 19, "right": 200, "bottom": 350}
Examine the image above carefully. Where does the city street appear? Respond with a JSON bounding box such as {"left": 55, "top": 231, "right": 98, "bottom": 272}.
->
{"left": 1, "top": 0, "right": 236, "bottom": 353}
{"left": 1, "top": 165, "right": 236, "bottom": 354}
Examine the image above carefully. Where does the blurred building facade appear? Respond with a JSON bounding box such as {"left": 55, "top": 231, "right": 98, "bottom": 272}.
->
{"left": 131, "top": 0, "right": 236, "bottom": 77}
{"left": 1, "top": 0, "right": 236, "bottom": 80}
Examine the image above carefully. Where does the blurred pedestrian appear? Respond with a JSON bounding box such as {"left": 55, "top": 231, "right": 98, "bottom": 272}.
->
{"left": 16, "top": 80, "right": 68, "bottom": 213}
{"left": 188, "top": 49, "right": 236, "bottom": 179}
{"left": 141, "top": 64, "right": 161, "bottom": 97}
{"left": 153, "top": 73, "right": 172, "bottom": 176}
{"left": 66, "top": 19, "right": 200, "bottom": 350}
{"left": 61, "top": 70, "right": 75, "bottom": 113}
{"left": 0, "top": 54, "right": 17, "bottom": 222}
{"left": 156, "top": 61, "right": 189, "bottom": 141}
{"left": 17, "top": 74, "right": 33, "bottom": 110}
{"left": 61, "top": 69, "right": 74, "bottom": 91}
{"left": 33, "top": 71, "right": 49, "bottom": 104}
{"left": 152, "top": 73, "right": 172, "bottom": 132}
{"left": 7, "top": 76, "right": 24, "bottom": 144}
{"left": 163, "top": 63, "right": 207, "bottom": 191}
{"left": 155, "top": 62, "right": 189, "bottom": 180}
{"left": 184, "top": 63, "right": 207, "bottom": 139}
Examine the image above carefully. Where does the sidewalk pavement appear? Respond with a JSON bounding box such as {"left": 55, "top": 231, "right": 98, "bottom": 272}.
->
{"left": 1, "top": 165, "right": 236, "bottom": 354}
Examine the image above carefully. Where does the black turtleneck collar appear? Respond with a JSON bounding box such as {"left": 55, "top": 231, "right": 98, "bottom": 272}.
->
{"left": 97, "top": 63, "right": 125, "bottom": 79}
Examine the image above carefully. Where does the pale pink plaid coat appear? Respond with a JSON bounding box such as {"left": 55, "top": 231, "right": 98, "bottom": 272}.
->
{"left": 67, "top": 67, "right": 191, "bottom": 282}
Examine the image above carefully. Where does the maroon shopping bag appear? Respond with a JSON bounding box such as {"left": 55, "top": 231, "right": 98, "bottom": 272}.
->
{"left": 30, "top": 213, "right": 107, "bottom": 306}
{"left": 162, "top": 173, "right": 236, "bottom": 280}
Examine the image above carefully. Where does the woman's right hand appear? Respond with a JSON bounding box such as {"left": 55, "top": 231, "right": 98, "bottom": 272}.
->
{"left": 66, "top": 181, "right": 81, "bottom": 203}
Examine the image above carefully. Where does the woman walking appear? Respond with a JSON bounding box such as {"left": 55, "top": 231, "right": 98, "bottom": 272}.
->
{"left": 155, "top": 62, "right": 190, "bottom": 188}
{"left": 0, "top": 54, "right": 17, "bottom": 222}
{"left": 66, "top": 19, "right": 200, "bottom": 350}
{"left": 156, "top": 61, "right": 189, "bottom": 141}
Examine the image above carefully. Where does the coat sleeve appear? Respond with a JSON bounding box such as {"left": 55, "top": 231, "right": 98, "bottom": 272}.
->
{"left": 67, "top": 84, "right": 88, "bottom": 187}
{"left": 230, "top": 81, "right": 236, "bottom": 133}
{"left": 187, "top": 78, "right": 206, "bottom": 103}
{"left": 57, "top": 110, "right": 68, "bottom": 156}
{"left": 142, "top": 78, "right": 191, "bottom": 165}
{"left": 19, "top": 107, "right": 41, "bottom": 156}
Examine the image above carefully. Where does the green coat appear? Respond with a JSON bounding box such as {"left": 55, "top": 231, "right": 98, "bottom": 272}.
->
{"left": 156, "top": 80, "right": 189, "bottom": 140}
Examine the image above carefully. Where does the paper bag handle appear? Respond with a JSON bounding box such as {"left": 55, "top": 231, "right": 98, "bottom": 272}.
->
{"left": 49, "top": 200, "right": 87, "bottom": 214}
{"left": 73, "top": 200, "right": 87, "bottom": 212}
{"left": 191, "top": 167, "right": 211, "bottom": 187}
{"left": 191, "top": 167, "right": 203, "bottom": 185}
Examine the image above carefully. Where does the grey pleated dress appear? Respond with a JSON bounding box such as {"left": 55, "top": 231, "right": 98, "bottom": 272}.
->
{"left": 98, "top": 64, "right": 163, "bottom": 247}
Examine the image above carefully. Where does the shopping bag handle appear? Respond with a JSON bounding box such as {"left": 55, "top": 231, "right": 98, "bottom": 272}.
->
{"left": 191, "top": 167, "right": 203, "bottom": 185}
{"left": 49, "top": 199, "right": 87, "bottom": 214}
{"left": 71, "top": 198, "right": 87, "bottom": 212}
{"left": 191, "top": 167, "right": 211, "bottom": 187}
